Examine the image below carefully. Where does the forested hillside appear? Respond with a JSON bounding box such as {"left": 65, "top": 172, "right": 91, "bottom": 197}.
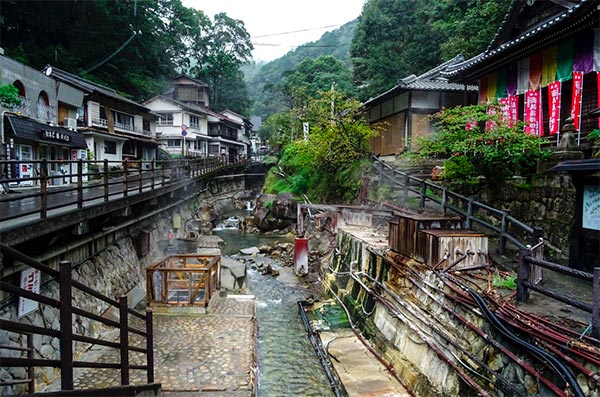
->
{"left": 248, "top": 20, "right": 357, "bottom": 119}
{"left": 0, "top": 0, "right": 253, "bottom": 114}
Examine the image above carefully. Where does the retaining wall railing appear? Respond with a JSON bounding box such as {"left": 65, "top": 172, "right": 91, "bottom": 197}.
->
{"left": 0, "top": 157, "right": 243, "bottom": 222}
{"left": 371, "top": 156, "right": 543, "bottom": 253}
{"left": 517, "top": 247, "right": 599, "bottom": 339}
{"left": 0, "top": 243, "right": 157, "bottom": 393}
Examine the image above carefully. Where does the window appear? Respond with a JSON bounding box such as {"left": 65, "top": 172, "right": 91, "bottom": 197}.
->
{"left": 157, "top": 113, "right": 173, "bottom": 125}
{"left": 112, "top": 110, "right": 134, "bottom": 131}
{"left": 123, "top": 140, "right": 135, "bottom": 155}
{"left": 167, "top": 139, "right": 181, "bottom": 147}
{"left": 105, "top": 140, "right": 117, "bottom": 154}
{"left": 36, "top": 91, "right": 51, "bottom": 122}
{"left": 190, "top": 115, "right": 200, "bottom": 128}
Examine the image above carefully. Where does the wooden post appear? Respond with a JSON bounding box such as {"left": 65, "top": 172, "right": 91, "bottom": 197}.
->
{"left": 59, "top": 260, "right": 73, "bottom": 390}
{"left": 151, "top": 160, "right": 155, "bottom": 191}
{"left": 593, "top": 268, "right": 599, "bottom": 339}
{"left": 119, "top": 296, "right": 130, "bottom": 385}
{"left": 146, "top": 310, "right": 154, "bottom": 383}
{"left": 123, "top": 159, "right": 129, "bottom": 198}
{"left": 441, "top": 187, "right": 447, "bottom": 216}
{"left": 516, "top": 249, "right": 531, "bottom": 303}
{"left": 138, "top": 160, "right": 143, "bottom": 193}
{"left": 390, "top": 169, "right": 395, "bottom": 191}
{"left": 465, "top": 197, "right": 474, "bottom": 230}
{"left": 77, "top": 160, "right": 83, "bottom": 209}
{"left": 40, "top": 159, "right": 48, "bottom": 219}
{"left": 499, "top": 211, "right": 508, "bottom": 254}
{"left": 419, "top": 180, "right": 426, "bottom": 208}
{"left": 402, "top": 173, "right": 409, "bottom": 205}
{"left": 103, "top": 159, "right": 109, "bottom": 202}
{"left": 27, "top": 333, "right": 34, "bottom": 393}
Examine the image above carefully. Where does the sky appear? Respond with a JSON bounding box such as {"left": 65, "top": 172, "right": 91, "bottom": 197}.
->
{"left": 182, "top": 0, "right": 366, "bottom": 62}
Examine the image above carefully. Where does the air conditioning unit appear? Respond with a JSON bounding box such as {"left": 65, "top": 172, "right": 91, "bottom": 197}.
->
{"left": 64, "top": 117, "right": 77, "bottom": 130}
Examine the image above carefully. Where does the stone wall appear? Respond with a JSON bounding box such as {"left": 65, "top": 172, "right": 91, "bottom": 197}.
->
{"left": 476, "top": 173, "right": 575, "bottom": 258}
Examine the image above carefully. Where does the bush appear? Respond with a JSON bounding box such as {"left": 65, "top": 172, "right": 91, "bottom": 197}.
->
{"left": 416, "top": 104, "right": 551, "bottom": 183}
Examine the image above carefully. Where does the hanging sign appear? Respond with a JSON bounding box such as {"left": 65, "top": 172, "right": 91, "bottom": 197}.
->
{"left": 548, "top": 81, "right": 561, "bottom": 135}
{"left": 508, "top": 95, "right": 519, "bottom": 127}
{"left": 570, "top": 71, "right": 583, "bottom": 132}
{"left": 525, "top": 90, "right": 541, "bottom": 135}
{"left": 18, "top": 267, "right": 41, "bottom": 318}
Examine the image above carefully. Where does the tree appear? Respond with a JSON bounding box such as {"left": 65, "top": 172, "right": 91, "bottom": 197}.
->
{"left": 264, "top": 89, "right": 378, "bottom": 203}
{"left": 414, "top": 104, "right": 551, "bottom": 183}
{"left": 190, "top": 12, "right": 253, "bottom": 112}
{"left": 350, "top": 0, "right": 510, "bottom": 101}
{"left": 0, "top": 84, "right": 21, "bottom": 109}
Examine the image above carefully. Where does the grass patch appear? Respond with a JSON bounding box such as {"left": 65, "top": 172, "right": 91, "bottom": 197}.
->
{"left": 491, "top": 273, "right": 516, "bottom": 290}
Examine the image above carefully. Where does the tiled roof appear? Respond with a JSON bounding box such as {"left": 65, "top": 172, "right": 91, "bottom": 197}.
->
{"left": 44, "top": 65, "right": 151, "bottom": 110}
{"left": 363, "top": 55, "right": 477, "bottom": 106}
{"left": 442, "top": 0, "right": 595, "bottom": 80}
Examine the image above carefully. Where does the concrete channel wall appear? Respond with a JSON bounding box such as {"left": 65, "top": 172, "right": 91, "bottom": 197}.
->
{"left": 324, "top": 227, "right": 599, "bottom": 397}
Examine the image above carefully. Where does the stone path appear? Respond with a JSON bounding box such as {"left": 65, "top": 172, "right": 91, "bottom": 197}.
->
{"left": 67, "top": 295, "right": 257, "bottom": 396}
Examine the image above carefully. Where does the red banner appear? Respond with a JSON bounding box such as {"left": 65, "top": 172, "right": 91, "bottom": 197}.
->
{"left": 547, "top": 81, "right": 561, "bottom": 135}
{"left": 570, "top": 71, "right": 583, "bottom": 131}
{"left": 499, "top": 97, "right": 509, "bottom": 123}
{"left": 508, "top": 95, "right": 519, "bottom": 127}
{"left": 525, "top": 90, "right": 542, "bottom": 135}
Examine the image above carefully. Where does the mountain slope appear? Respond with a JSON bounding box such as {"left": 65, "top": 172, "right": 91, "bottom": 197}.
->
{"left": 247, "top": 19, "right": 357, "bottom": 119}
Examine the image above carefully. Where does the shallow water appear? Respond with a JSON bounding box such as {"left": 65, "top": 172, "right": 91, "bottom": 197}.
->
{"left": 214, "top": 225, "right": 334, "bottom": 397}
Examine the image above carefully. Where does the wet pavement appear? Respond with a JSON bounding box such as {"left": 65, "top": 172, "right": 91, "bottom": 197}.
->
{"left": 66, "top": 294, "right": 257, "bottom": 396}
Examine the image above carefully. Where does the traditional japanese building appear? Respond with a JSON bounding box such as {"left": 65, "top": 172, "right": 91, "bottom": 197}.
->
{"left": 444, "top": 0, "right": 599, "bottom": 154}
{"left": 362, "top": 55, "right": 478, "bottom": 156}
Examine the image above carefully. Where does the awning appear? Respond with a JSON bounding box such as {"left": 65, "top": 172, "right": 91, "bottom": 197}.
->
{"left": 6, "top": 116, "right": 87, "bottom": 149}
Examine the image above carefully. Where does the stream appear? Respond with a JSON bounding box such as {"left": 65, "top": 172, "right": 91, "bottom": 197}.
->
{"left": 214, "top": 214, "right": 335, "bottom": 397}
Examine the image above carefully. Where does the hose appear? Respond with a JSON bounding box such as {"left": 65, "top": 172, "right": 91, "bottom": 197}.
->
{"left": 463, "top": 285, "right": 585, "bottom": 397}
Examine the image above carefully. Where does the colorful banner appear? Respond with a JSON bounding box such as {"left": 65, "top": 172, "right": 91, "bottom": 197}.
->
{"left": 499, "top": 97, "right": 509, "bottom": 123}
{"left": 525, "top": 90, "right": 542, "bottom": 135}
{"left": 541, "top": 46, "right": 558, "bottom": 86}
{"left": 570, "top": 71, "right": 583, "bottom": 132}
{"left": 508, "top": 95, "right": 519, "bottom": 127}
{"left": 557, "top": 39, "right": 574, "bottom": 81}
{"left": 548, "top": 81, "right": 561, "bottom": 135}
{"left": 529, "top": 52, "right": 542, "bottom": 91}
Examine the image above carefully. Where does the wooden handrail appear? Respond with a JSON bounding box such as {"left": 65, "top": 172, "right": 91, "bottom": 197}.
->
{"left": 0, "top": 245, "right": 155, "bottom": 392}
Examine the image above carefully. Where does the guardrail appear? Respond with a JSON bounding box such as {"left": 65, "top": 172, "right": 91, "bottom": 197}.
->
{"left": 517, "top": 247, "right": 599, "bottom": 339}
{"left": 0, "top": 157, "right": 243, "bottom": 222}
{"left": 371, "top": 156, "right": 543, "bottom": 253}
{"left": 0, "top": 244, "right": 157, "bottom": 393}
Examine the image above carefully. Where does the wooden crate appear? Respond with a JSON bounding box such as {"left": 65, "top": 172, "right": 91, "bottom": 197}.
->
{"left": 389, "top": 213, "right": 463, "bottom": 260}
{"left": 418, "top": 229, "right": 488, "bottom": 269}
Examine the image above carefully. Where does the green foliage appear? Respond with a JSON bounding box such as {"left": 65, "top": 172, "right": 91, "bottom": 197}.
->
{"left": 415, "top": 104, "right": 551, "bottom": 183}
{"left": 1, "top": 0, "right": 252, "bottom": 111}
{"left": 351, "top": 0, "right": 510, "bottom": 101}
{"left": 0, "top": 84, "right": 21, "bottom": 109}
{"left": 263, "top": 89, "right": 376, "bottom": 203}
{"left": 491, "top": 273, "right": 516, "bottom": 290}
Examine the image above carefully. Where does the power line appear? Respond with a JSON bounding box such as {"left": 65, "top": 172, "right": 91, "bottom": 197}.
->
{"left": 251, "top": 24, "right": 342, "bottom": 39}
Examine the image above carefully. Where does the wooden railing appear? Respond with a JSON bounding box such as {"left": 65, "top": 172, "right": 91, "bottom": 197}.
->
{"left": 517, "top": 245, "right": 599, "bottom": 339}
{"left": 0, "top": 157, "right": 243, "bottom": 222}
{"left": 371, "top": 156, "right": 543, "bottom": 253}
{"left": 0, "top": 243, "right": 156, "bottom": 393}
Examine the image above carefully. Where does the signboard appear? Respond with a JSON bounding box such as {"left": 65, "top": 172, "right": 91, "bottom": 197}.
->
{"left": 582, "top": 184, "right": 600, "bottom": 231}
{"left": 181, "top": 124, "right": 188, "bottom": 137}
{"left": 18, "top": 267, "right": 41, "bottom": 318}
{"left": 41, "top": 129, "right": 71, "bottom": 143}
{"left": 547, "top": 81, "right": 561, "bottom": 135}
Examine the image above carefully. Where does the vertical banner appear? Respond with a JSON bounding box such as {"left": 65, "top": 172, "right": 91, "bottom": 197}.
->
{"left": 509, "top": 95, "right": 519, "bottom": 127}
{"left": 570, "top": 71, "right": 584, "bottom": 139}
{"left": 18, "top": 267, "right": 41, "bottom": 318}
{"left": 525, "top": 90, "right": 541, "bottom": 135}
{"left": 547, "top": 81, "right": 561, "bottom": 135}
{"left": 499, "top": 97, "right": 510, "bottom": 123}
